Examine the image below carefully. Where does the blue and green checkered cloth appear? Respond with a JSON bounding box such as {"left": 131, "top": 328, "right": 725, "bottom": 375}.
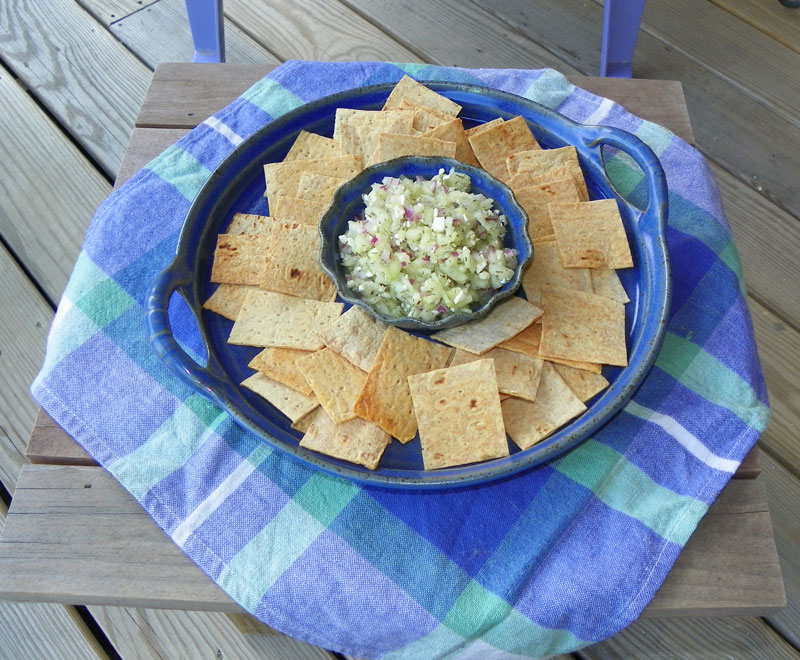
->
{"left": 32, "top": 61, "right": 769, "bottom": 658}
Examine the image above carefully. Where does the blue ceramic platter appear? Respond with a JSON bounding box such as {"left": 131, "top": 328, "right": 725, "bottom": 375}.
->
{"left": 147, "top": 81, "right": 670, "bottom": 489}
{"left": 318, "top": 156, "right": 534, "bottom": 331}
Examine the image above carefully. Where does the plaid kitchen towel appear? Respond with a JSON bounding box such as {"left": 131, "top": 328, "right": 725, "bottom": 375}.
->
{"left": 32, "top": 61, "right": 769, "bottom": 659}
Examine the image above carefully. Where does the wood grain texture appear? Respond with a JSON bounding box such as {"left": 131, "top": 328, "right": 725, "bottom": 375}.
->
{"left": 639, "top": 0, "right": 800, "bottom": 129}
{"left": 0, "top": 247, "right": 52, "bottom": 496}
{"left": 709, "top": 0, "right": 800, "bottom": 54}
{"left": 223, "top": 0, "right": 420, "bottom": 63}
{"left": 88, "top": 606, "right": 336, "bottom": 660}
{"left": 644, "top": 478, "right": 785, "bottom": 617}
{"left": 0, "top": 464, "right": 784, "bottom": 615}
{"left": 716, "top": 160, "right": 800, "bottom": 330}
{"left": 111, "top": 0, "right": 279, "bottom": 68}
{"left": 0, "top": 500, "right": 108, "bottom": 660}
{"left": 761, "top": 451, "right": 800, "bottom": 647}
{"left": 479, "top": 0, "right": 800, "bottom": 222}
{"left": 750, "top": 298, "right": 800, "bottom": 480}
{"left": 0, "top": 65, "right": 111, "bottom": 302}
{"left": 342, "top": 0, "right": 578, "bottom": 72}
{"left": 77, "top": 0, "right": 158, "bottom": 25}
{"left": 0, "top": 0, "right": 152, "bottom": 176}
{"left": 579, "top": 616, "right": 800, "bottom": 660}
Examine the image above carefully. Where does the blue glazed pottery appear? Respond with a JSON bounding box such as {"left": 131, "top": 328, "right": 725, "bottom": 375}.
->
{"left": 318, "top": 156, "right": 533, "bottom": 331}
{"left": 146, "top": 81, "right": 670, "bottom": 489}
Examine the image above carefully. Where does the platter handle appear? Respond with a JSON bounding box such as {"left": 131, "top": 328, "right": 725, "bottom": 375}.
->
{"left": 585, "top": 127, "right": 669, "bottom": 235}
{"left": 146, "top": 264, "right": 230, "bottom": 399}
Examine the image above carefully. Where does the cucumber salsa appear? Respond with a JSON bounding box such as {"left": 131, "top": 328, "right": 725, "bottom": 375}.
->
{"left": 339, "top": 168, "right": 517, "bottom": 321}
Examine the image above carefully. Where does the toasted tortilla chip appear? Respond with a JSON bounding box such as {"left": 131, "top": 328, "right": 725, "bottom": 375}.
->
{"left": 514, "top": 178, "right": 582, "bottom": 240}
{"left": 296, "top": 171, "right": 348, "bottom": 203}
{"left": 284, "top": 131, "right": 341, "bottom": 161}
{"left": 591, "top": 268, "right": 630, "bottom": 303}
{"left": 248, "top": 346, "right": 314, "bottom": 396}
{"left": 334, "top": 108, "right": 416, "bottom": 164}
{"left": 522, "top": 239, "right": 592, "bottom": 306}
{"left": 507, "top": 147, "right": 589, "bottom": 201}
{"left": 226, "top": 213, "right": 273, "bottom": 235}
{"left": 549, "top": 199, "right": 633, "bottom": 269}
{"left": 203, "top": 284, "right": 260, "bottom": 320}
{"left": 300, "top": 407, "right": 390, "bottom": 470}
{"left": 467, "top": 116, "right": 541, "bottom": 181}
{"left": 368, "top": 133, "right": 457, "bottom": 167}
{"left": 261, "top": 222, "right": 337, "bottom": 301}
{"left": 320, "top": 305, "right": 387, "bottom": 372}
{"left": 540, "top": 285, "right": 627, "bottom": 366}
{"left": 210, "top": 234, "right": 269, "bottom": 286}
{"left": 395, "top": 100, "right": 454, "bottom": 132}
{"left": 424, "top": 118, "right": 480, "bottom": 167}
{"left": 498, "top": 323, "right": 602, "bottom": 373}
{"left": 296, "top": 348, "right": 367, "bottom": 424}
{"left": 228, "top": 290, "right": 343, "bottom": 349}
{"left": 502, "top": 362, "right": 586, "bottom": 449}
{"left": 433, "top": 296, "right": 542, "bottom": 355}
{"left": 269, "top": 196, "right": 329, "bottom": 226}
{"left": 450, "top": 347, "right": 543, "bottom": 401}
{"left": 353, "top": 326, "right": 452, "bottom": 442}
{"left": 291, "top": 408, "right": 317, "bottom": 433}
{"left": 264, "top": 155, "right": 362, "bottom": 199}
{"left": 552, "top": 362, "right": 610, "bottom": 402}
{"left": 464, "top": 117, "right": 504, "bottom": 138}
{"left": 408, "top": 359, "right": 509, "bottom": 470}
{"left": 241, "top": 373, "right": 318, "bottom": 423}
{"left": 383, "top": 75, "right": 462, "bottom": 116}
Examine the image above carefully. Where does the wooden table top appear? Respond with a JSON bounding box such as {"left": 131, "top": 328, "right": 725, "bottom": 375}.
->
{"left": 0, "top": 64, "right": 785, "bottom": 618}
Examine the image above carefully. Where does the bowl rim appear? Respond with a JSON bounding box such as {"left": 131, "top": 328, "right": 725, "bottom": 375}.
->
{"left": 317, "top": 155, "right": 534, "bottom": 332}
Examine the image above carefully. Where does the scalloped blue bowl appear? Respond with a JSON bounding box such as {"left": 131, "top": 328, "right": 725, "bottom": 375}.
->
{"left": 318, "top": 156, "right": 533, "bottom": 331}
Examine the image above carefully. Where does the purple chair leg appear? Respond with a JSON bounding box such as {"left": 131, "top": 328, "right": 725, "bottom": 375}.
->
{"left": 600, "top": 0, "right": 647, "bottom": 77}
{"left": 185, "top": 0, "right": 225, "bottom": 63}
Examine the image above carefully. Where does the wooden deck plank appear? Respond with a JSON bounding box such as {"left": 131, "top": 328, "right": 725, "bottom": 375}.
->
{"left": 479, "top": 0, "right": 800, "bottom": 226}
{"left": 750, "top": 298, "right": 800, "bottom": 479}
{"left": 77, "top": 0, "right": 158, "bottom": 25}
{"left": 341, "top": 0, "right": 580, "bottom": 74}
{"left": 715, "top": 160, "right": 800, "bottom": 330}
{"left": 0, "top": 464, "right": 783, "bottom": 615}
{"left": 709, "top": 0, "right": 800, "bottom": 55}
{"left": 0, "top": 496, "right": 109, "bottom": 659}
{"left": 0, "top": 64, "right": 111, "bottom": 302}
{"left": 639, "top": 0, "right": 800, "bottom": 130}
{"left": 761, "top": 451, "right": 800, "bottom": 647}
{"left": 0, "top": 246, "right": 53, "bottom": 496}
{"left": 223, "top": 0, "right": 420, "bottom": 63}
{"left": 87, "top": 606, "right": 336, "bottom": 660}
{"left": 111, "top": 0, "right": 280, "bottom": 68}
{"left": 0, "top": 0, "right": 152, "bottom": 176}
{"left": 579, "top": 616, "right": 800, "bottom": 659}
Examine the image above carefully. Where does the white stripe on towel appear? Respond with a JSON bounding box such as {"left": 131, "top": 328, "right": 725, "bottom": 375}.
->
{"left": 203, "top": 115, "right": 244, "bottom": 146}
{"left": 583, "top": 97, "right": 615, "bottom": 125}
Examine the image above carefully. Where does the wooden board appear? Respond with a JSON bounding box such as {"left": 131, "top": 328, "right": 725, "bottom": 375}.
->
{"left": 223, "top": 0, "right": 419, "bottom": 63}
{"left": 639, "top": 0, "right": 800, "bottom": 129}
{"left": 477, "top": 0, "right": 800, "bottom": 226}
{"left": 578, "top": 616, "right": 800, "bottom": 660}
{"left": 135, "top": 63, "right": 693, "bottom": 141}
{"left": 110, "top": 0, "right": 279, "bottom": 68}
{"left": 87, "top": 606, "right": 336, "bottom": 660}
{"left": 761, "top": 451, "right": 800, "bottom": 647}
{"left": 709, "top": 0, "right": 800, "bottom": 54}
{"left": 0, "top": 495, "right": 108, "bottom": 659}
{"left": 76, "top": 0, "right": 156, "bottom": 25}
{"left": 0, "top": 64, "right": 111, "bottom": 302}
{"left": 750, "top": 298, "right": 800, "bottom": 478}
{"left": 0, "top": 0, "right": 152, "bottom": 176}
{"left": 0, "top": 246, "right": 53, "bottom": 496}
{"left": 0, "top": 463, "right": 783, "bottom": 616}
